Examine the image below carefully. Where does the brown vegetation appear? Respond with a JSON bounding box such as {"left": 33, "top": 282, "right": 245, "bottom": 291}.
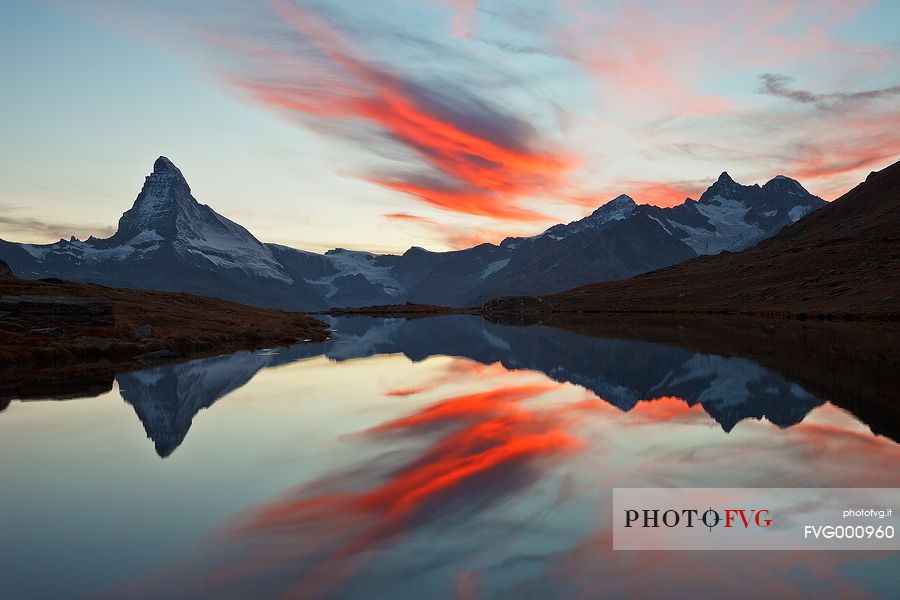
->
{"left": 0, "top": 270, "right": 329, "bottom": 369}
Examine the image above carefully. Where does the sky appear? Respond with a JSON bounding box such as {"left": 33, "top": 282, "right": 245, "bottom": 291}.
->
{"left": 1, "top": 0, "right": 898, "bottom": 253}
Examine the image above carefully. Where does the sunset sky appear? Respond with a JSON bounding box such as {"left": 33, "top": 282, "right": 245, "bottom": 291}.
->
{"left": 1, "top": 0, "right": 898, "bottom": 253}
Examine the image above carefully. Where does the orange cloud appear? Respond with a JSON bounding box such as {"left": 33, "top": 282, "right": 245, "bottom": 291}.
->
{"left": 629, "top": 395, "right": 707, "bottom": 422}
{"left": 383, "top": 384, "right": 433, "bottom": 397}
{"left": 617, "top": 181, "right": 708, "bottom": 207}
{"left": 382, "top": 212, "right": 433, "bottom": 223}
{"left": 210, "top": 0, "right": 574, "bottom": 222}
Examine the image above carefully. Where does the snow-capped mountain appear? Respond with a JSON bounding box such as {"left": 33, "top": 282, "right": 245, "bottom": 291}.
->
{"left": 107, "top": 156, "right": 291, "bottom": 283}
{"left": 1, "top": 157, "right": 325, "bottom": 310}
{"left": 640, "top": 171, "right": 823, "bottom": 254}
{"left": 0, "top": 157, "right": 825, "bottom": 310}
{"left": 541, "top": 194, "right": 638, "bottom": 240}
{"left": 15, "top": 158, "right": 286, "bottom": 280}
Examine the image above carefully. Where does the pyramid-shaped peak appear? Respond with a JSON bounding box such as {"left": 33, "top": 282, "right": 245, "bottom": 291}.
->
{"left": 153, "top": 156, "right": 179, "bottom": 173}
{"left": 699, "top": 170, "right": 746, "bottom": 203}
{"left": 143, "top": 156, "right": 190, "bottom": 193}
{"left": 151, "top": 156, "right": 187, "bottom": 182}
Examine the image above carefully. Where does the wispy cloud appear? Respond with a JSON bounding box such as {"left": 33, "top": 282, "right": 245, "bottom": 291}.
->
{"left": 382, "top": 211, "right": 515, "bottom": 249}
{"left": 381, "top": 212, "right": 435, "bottom": 224}
{"left": 758, "top": 73, "right": 900, "bottom": 109}
{"left": 0, "top": 204, "right": 114, "bottom": 242}
{"left": 200, "top": 0, "right": 574, "bottom": 222}
{"left": 447, "top": 0, "right": 479, "bottom": 39}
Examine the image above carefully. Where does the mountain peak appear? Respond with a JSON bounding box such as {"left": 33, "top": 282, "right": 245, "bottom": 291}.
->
{"left": 587, "top": 194, "right": 637, "bottom": 223}
{"left": 610, "top": 194, "right": 636, "bottom": 206}
{"left": 700, "top": 171, "right": 745, "bottom": 203}
{"left": 107, "top": 156, "right": 199, "bottom": 243}
{"left": 148, "top": 156, "right": 189, "bottom": 189}
{"left": 153, "top": 155, "right": 179, "bottom": 173}
{"left": 591, "top": 194, "right": 635, "bottom": 215}
{"left": 762, "top": 174, "right": 810, "bottom": 195}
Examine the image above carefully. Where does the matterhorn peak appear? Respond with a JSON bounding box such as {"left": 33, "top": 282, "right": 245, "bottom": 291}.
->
{"left": 147, "top": 156, "right": 190, "bottom": 190}
{"left": 107, "top": 156, "right": 200, "bottom": 243}
{"left": 152, "top": 155, "right": 182, "bottom": 175}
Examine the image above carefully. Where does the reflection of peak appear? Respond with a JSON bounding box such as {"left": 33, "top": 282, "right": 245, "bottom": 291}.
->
{"left": 117, "top": 351, "right": 275, "bottom": 457}
{"left": 111, "top": 315, "right": 836, "bottom": 456}
{"left": 658, "top": 354, "right": 822, "bottom": 431}
{"left": 315, "top": 316, "right": 825, "bottom": 431}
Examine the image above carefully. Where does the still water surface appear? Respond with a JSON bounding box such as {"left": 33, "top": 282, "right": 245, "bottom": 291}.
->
{"left": 1, "top": 316, "right": 898, "bottom": 599}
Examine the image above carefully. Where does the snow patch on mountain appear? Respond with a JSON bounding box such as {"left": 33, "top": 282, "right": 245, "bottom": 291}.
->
{"left": 21, "top": 229, "right": 165, "bottom": 265}
{"left": 308, "top": 249, "right": 403, "bottom": 297}
{"left": 21, "top": 244, "right": 54, "bottom": 260}
{"left": 680, "top": 196, "right": 764, "bottom": 254}
{"left": 174, "top": 215, "right": 293, "bottom": 283}
{"left": 481, "top": 258, "right": 510, "bottom": 279}
{"left": 788, "top": 205, "right": 811, "bottom": 222}
{"left": 648, "top": 215, "right": 673, "bottom": 235}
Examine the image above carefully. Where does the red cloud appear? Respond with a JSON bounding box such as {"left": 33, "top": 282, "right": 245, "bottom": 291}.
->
{"left": 211, "top": 0, "right": 573, "bottom": 222}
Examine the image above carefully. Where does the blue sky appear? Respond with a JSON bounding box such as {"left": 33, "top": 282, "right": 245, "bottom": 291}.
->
{"left": 1, "top": 0, "right": 898, "bottom": 252}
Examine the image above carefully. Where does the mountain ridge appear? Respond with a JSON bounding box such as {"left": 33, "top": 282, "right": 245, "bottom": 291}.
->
{"left": 0, "top": 156, "right": 826, "bottom": 311}
{"left": 485, "top": 158, "right": 900, "bottom": 318}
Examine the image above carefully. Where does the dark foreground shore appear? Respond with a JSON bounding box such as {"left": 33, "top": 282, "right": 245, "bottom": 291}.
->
{"left": 0, "top": 271, "right": 329, "bottom": 372}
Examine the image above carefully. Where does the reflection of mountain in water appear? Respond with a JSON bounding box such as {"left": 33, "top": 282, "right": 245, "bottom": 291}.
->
{"left": 120, "top": 315, "right": 824, "bottom": 457}
{"left": 318, "top": 316, "right": 823, "bottom": 431}
{"left": 117, "top": 351, "right": 278, "bottom": 456}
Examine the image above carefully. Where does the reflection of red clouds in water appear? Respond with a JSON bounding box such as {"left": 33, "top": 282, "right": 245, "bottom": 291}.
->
{"left": 779, "top": 405, "right": 900, "bottom": 485}
{"left": 218, "top": 381, "right": 580, "bottom": 597}
{"left": 629, "top": 395, "right": 707, "bottom": 422}
{"left": 455, "top": 570, "right": 482, "bottom": 600}
{"left": 244, "top": 385, "right": 575, "bottom": 527}
{"left": 118, "top": 360, "right": 900, "bottom": 599}
{"left": 219, "top": 0, "right": 574, "bottom": 222}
